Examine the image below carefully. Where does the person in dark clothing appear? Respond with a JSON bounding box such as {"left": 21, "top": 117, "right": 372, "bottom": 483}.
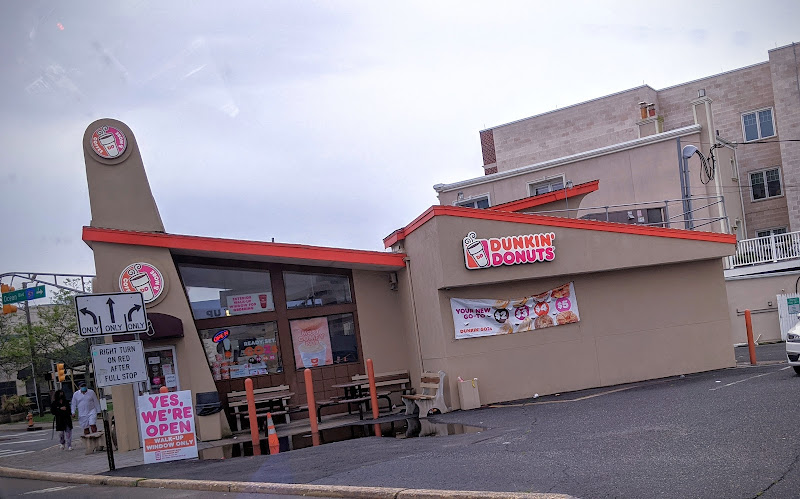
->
{"left": 50, "top": 390, "right": 73, "bottom": 451}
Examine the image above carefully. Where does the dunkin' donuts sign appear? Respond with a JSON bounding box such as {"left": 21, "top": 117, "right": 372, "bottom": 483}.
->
{"left": 120, "top": 262, "right": 165, "bottom": 304}
{"left": 463, "top": 231, "right": 555, "bottom": 270}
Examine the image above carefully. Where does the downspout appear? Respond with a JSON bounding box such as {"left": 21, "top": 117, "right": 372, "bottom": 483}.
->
{"left": 676, "top": 137, "right": 692, "bottom": 229}
{"left": 403, "top": 257, "right": 425, "bottom": 375}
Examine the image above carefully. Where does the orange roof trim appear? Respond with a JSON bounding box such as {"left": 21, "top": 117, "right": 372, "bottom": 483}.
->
{"left": 383, "top": 205, "right": 737, "bottom": 248}
{"left": 491, "top": 180, "right": 599, "bottom": 213}
{"left": 83, "top": 227, "right": 407, "bottom": 269}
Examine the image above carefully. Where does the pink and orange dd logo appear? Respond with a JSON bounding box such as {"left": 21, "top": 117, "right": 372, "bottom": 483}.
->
{"left": 119, "top": 262, "right": 164, "bottom": 304}
{"left": 90, "top": 125, "right": 127, "bottom": 159}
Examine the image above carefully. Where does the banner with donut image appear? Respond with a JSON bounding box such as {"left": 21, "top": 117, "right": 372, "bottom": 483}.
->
{"left": 450, "top": 282, "right": 580, "bottom": 339}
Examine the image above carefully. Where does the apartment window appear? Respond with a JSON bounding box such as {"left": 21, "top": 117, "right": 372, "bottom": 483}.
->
{"left": 528, "top": 178, "right": 564, "bottom": 197}
{"left": 456, "top": 197, "right": 490, "bottom": 209}
{"left": 756, "top": 227, "right": 787, "bottom": 238}
{"left": 742, "top": 109, "right": 775, "bottom": 142}
{"left": 750, "top": 168, "right": 782, "bottom": 200}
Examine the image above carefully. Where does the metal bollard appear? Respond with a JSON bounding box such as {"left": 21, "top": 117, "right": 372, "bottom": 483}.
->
{"left": 366, "top": 359, "right": 381, "bottom": 437}
{"left": 304, "top": 368, "right": 320, "bottom": 445}
{"left": 245, "top": 378, "right": 261, "bottom": 456}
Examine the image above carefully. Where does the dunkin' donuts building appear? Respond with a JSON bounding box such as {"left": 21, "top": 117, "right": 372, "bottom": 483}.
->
{"left": 82, "top": 119, "right": 737, "bottom": 451}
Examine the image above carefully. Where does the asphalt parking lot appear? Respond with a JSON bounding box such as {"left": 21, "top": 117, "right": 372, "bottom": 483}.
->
{"left": 89, "top": 344, "right": 798, "bottom": 499}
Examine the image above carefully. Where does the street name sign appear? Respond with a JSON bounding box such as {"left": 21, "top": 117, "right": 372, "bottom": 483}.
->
{"left": 75, "top": 292, "right": 148, "bottom": 337}
{"left": 2, "top": 285, "right": 46, "bottom": 305}
{"left": 91, "top": 340, "right": 148, "bottom": 387}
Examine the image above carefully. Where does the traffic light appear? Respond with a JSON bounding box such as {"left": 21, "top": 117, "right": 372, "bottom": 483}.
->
{"left": 57, "top": 363, "right": 66, "bottom": 382}
{"left": 1, "top": 284, "right": 17, "bottom": 315}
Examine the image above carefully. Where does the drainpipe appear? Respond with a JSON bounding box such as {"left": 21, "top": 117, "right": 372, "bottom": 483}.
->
{"left": 676, "top": 137, "right": 693, "bottom": 230}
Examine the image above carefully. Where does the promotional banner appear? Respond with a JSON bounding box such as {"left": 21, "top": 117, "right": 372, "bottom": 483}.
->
{"left": 290, "top": 317, "right": 334, "bottom": 368}
{"left": 451, "top": 282, "right": 580, "bottom": 339}
{"left": 138, "top": 390, "right": 198, "bottom": 464}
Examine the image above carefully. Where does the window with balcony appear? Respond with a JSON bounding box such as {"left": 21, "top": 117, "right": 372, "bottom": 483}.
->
{"left": 456, "top": 196, "right": 490, "bottom": 209}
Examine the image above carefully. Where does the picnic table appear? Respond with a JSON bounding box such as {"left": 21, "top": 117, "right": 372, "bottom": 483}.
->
{"left": 315, "top": 380, "right": 391, "bottom": 423}
{"left": 227, "top": 389, "right": 294, "bottom": 431}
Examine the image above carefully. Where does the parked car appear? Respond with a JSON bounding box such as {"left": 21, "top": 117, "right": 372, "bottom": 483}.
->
{"left": 786, "top": 314, "right": 800, "bottom": 375}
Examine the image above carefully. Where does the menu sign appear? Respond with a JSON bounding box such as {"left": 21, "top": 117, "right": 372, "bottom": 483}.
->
{"left": 463, "top": 231, "right": 555, "bottom": 270}
{"left": 138, "top": 390, "right": 198, "bottom": 464}
{"left": 225, "top": 292, "right": 274, "bottom": 315}
{"left": 451, "top": 282, "right": 580, "bottom": 339}
{"left": 290, "top": 317, "right": 334, "bottom": 368}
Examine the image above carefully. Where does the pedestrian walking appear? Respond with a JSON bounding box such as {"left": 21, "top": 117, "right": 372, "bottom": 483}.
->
{"left": 71, "top": 382, "right": 101, "bottom": 435}
{"left": 50, "top": 390, "right": 73, "bottom": 451}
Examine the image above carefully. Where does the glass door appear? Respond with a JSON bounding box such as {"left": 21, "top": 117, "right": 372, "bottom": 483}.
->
{"left": 143, "top": 346, "right": 180, "bottom": 394}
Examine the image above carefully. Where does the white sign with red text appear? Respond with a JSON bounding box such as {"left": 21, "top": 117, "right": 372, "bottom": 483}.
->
{"left": 451, "top": 282, "right": 580, "bottom": 339}
{"left": 138, "top": 390, "right": 198, "bottom": 464}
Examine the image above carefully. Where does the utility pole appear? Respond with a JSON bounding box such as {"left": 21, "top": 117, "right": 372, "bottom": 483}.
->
{"left": 22, "top": 282, "right": 41, "bottom": 415}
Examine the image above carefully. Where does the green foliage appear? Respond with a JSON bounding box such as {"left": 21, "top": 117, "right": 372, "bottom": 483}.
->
{"left": 0, "top": 279, "right": 93, "bottom": 383}
{"left": 1, "top": 395, "right": 30, "bottom": 414}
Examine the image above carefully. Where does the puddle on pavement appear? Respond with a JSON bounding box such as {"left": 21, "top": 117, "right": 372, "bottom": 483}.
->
{"left": 198, "top": 417, "right": 482, "bottom": 460}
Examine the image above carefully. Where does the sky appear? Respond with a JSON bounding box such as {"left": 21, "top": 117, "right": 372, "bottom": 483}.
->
{"left": 0, "top": 0, "right": 799, "bottom": 279}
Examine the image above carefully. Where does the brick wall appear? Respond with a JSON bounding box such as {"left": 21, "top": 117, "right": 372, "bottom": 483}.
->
{"left": 490, "top": 86, "right": 658, "bottom": 172}
{"left": 769, "top": 44, "right": 800, "bottom": 232}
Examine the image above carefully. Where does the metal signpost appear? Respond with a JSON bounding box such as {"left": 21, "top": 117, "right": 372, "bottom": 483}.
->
{"left": 75, "top": 292, "right": 150, "bottom": 472}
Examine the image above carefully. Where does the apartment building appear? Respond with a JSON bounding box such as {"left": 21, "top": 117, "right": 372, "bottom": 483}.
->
{"left": 434, "top": 42, "right": 800, "bottom": 344}
{"left": 436, "top": 42, "right": 800, "bottom": 241}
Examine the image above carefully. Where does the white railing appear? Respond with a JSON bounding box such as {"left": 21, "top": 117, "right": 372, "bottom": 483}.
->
{"left": 728, "top": 231, "right": 800, "bottom": 268}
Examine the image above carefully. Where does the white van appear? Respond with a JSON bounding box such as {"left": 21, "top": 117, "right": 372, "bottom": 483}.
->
{"left": 786, "top": 314, "right": 800, "bottom": 375}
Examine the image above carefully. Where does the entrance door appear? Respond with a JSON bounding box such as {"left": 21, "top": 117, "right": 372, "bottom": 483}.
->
{"left": 143, "top": 346, "right": 180, "bottom": 394}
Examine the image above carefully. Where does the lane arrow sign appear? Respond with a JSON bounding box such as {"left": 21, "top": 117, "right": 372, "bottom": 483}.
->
{"left": 127, "top": 304, "right": 142, "bottom": 322}
{"left": 106, "top": 298, "right": 115, "bottom": 323}
{"left": 80, "top": 308, "right": 98, "bottom": 325}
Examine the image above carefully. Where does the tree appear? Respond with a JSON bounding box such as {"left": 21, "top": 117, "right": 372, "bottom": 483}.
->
{"left": 0, "top": 279, "right": 93, "bottom": 391}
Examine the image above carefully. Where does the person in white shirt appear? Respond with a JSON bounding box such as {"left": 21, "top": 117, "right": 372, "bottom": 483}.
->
{"left": 71, "top": 382, "right": 101, "bottom": 434}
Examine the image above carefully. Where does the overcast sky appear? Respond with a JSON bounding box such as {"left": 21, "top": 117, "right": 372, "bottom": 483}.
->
{"left": 1, "top": 0, "right": 798, "bottom": 279}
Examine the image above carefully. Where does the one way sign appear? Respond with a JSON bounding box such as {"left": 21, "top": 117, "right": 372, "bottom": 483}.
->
{"left": 75, "top": 292, "right": 149, "bottom": 337}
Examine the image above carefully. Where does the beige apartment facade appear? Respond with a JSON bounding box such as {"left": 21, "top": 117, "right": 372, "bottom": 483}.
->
{"left": 438, "top": 42, "right": 800, "bottom": 240}
{"left": 82, "top": 118, "right": 737, "bottom": 449}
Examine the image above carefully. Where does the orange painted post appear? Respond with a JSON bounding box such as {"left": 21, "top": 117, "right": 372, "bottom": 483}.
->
{"left": 245, "top": 378, "right": 261, "bottom": 456}
{"left": 304, "top": 369, "right": 319, "bottom": 435}
{"left": 745, "top": 309, "right": 757, "bottom": 365}
{"left": 159, "top": 386, "right": 169, "bottom": 393}
{"left": 366, "top": 359, "right": 381, "bottom": 437}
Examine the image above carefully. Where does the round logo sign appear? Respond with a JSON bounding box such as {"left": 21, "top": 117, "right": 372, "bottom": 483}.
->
{"left": 119, "top": 262, "right": 164, "bottom": 304}
{"left": 90, "top": 125, "right": 127, "bottom": 159}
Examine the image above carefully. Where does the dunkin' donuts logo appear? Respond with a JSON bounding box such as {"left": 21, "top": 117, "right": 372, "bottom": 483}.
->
{"left": 90, "top": 125, "right": 127, "bottom": 159}
{"left": 463, "top": 231, "right": 556, "bottom": 270}
{"left": 119, "top": 262, "right": 165, "bottom": 304}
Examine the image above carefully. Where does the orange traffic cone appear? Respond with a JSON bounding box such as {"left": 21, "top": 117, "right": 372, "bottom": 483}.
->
{"left": 266, "top": 412, "right": 280, "bottom": 455}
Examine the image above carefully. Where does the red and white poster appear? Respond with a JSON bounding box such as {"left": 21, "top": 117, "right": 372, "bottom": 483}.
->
{"left": 290, "top": 317, "right": 334, "bottom": 368}
{"left": 451, "top": 282, "right": 580, "bottom": 339}
{"left": 225, "top": 292, "right": 273, "bottom": 315}
{"left": 138, "top": 390, "right": 198, "bottom": 464}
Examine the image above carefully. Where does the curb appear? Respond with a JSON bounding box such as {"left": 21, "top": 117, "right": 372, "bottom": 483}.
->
{"left": 0, "top": 465, "right": 573, "bottom": 498}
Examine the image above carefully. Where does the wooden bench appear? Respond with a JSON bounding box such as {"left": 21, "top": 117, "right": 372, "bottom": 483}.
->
{"left": 81, "top": 431, "right": 105, "bottom": 455}
{"left": 401, "top": 371, "right": 449, "bottom": 417}
{"left": 227, "top": 385, "right": 293, "bottom": 431}
{"left": 351, "top": 370, "right": 412, "bottom": 396}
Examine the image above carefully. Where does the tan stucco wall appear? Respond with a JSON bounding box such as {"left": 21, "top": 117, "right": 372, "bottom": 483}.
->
{"left": 83, "top": 120, "right": 229, "bottom": 451}
{"left": 725, "top": 272, "right": 800, "bottom": 343}
{"left": 352, "top": 270, "right": 417, "bottom": 375}
{"left": 402, "top": 215, "right": 736, "bottom": 408}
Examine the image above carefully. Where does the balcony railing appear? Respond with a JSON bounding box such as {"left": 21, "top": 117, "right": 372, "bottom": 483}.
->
{"left": 727, "top": 231, "right": 800, "bottom": 268}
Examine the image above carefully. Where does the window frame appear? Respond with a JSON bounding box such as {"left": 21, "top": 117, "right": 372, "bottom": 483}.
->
{"left": 175, "top": 255, "right": 364, "bottom": 376}
{"left": 527, "top": 174, "right": 566, "bottom": 197}
{"left": 455, "top": 193, "right": 491, "bottom": 209}
{"left": 755, "top": 227, "right": 788, "bottom": 238}
{"left": 749, "top": 167, "right": 783, "bottom": 202}
{"left": 741, "top": 108, "right": 776, "bottom": 142}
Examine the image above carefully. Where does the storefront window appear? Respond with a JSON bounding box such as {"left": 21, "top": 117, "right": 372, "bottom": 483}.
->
{"left": 178, "top": 265, "right": 274, "bottom": 320}
{"left": 290, "top": 313, "right": 357, "bottom": 368}
{"left": 199, "top": 322, "right": 282, "bottom": 379}
{"left": 283, "top": 272, "right": 352, "bottom": 309}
